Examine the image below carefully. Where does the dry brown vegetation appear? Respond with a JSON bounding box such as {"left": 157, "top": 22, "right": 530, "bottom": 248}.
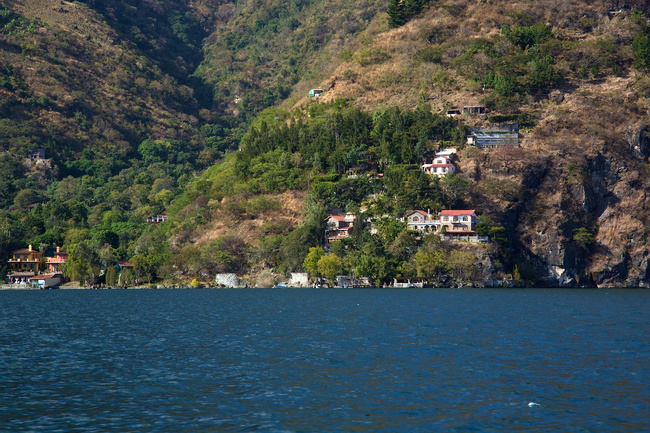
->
{"left": 193, "top": 190, "right": 307, "bottom": 246}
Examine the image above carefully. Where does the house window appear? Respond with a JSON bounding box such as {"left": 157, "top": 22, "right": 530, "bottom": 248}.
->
{"left": 413, "top": 216, "right": 420, "bottom": 222}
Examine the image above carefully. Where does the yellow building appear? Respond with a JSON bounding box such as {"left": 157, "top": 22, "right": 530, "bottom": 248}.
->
{"left": 8, "top": 245, "right": 44, "bottom": 275}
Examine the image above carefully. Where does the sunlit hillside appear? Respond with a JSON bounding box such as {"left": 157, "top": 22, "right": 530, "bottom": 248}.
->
{"left": 3, "top": 0, "right": 650, "bottom": 287}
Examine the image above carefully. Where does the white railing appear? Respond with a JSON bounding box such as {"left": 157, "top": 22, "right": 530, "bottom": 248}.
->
{"left": 445, "top": 235, "right": 489, "bottom": 243}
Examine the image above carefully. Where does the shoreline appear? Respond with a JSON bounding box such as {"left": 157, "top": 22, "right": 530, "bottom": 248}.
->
{"left": 1, "top": 284, "right": 649, "bottom": 290}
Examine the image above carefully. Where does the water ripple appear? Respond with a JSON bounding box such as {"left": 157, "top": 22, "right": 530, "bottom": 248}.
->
{"left": 1, "top": 288, "right": 649, "bottom": 432}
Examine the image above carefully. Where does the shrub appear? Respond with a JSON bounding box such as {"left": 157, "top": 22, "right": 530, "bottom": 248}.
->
{"left": 355, "top": 49, "right": 390, "bottom": 67}
{"left": 633, "top": 33, "right": 650, "bottom": 69}
{"left": 573, "top": 227, "right": 594, "bottom": 250}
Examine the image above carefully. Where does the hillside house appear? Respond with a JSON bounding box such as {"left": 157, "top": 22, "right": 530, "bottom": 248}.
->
{"left": 462, "top": 105, "right": 486, "bottom": 116}
{"left": 29, "top": 149, "right": 46, "bottom": 160}
{"left": 116, "top": 261, "right": 134, "bottom": 272}
{"left": 309, "top": 88, "right": 323, "bottom": 98}
{"left": 6, "top": 245, "right": 45, "bottom": 284}
{"left": 404, "top": 210, "right": 441, "bottom": 232}
{"left": 404, "top": 209, "right": 486, "bottom": 241}
{"left": 439, "top": 209, "right": 477, "bottom": 234}
{"left": 325, "top": 213, "right": 355, "bottom": 243}
{"left": 421, "top": 155, "right": 456, "bottom": 177}
{"left": 46, "top": 246, "right": 67, "bottom": 274}
{"left": 467, "top": 132, "right": 519, "bottom": 148}
{"left": 446, "top": 109, "right": 461, "bottom": 117}
{"left": 467, "top": 123, "right": 519, "bottom": 148}
{"left": 147, "top": 215, "right": 169, "bottom": 224}
{"left": 8, "top": 245, "right": 43, "bottom": 274}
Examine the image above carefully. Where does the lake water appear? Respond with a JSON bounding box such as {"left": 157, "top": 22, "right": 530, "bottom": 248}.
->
{"left": 0, "top": 288, "right": 648, "bottom": 432}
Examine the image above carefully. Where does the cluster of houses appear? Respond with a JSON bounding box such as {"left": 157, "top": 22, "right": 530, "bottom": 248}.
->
{"left": 419, "top": 122, "right": 520, "bottom": 178}
{"left": 5, "top": 245, "right": 67, "bottom": 288}
{"left": 325, "top": 208, "right": 487, "bottom": 244}
{"left": 5, "top": 245, "right": 135, "bottom": 288}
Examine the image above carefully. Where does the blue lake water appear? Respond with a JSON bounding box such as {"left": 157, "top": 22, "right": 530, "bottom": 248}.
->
{"left": 0, "top": 288, "right": 648, "bottom": 432}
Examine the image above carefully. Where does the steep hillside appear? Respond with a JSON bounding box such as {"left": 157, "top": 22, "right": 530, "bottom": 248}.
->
{"left": 0, "top": 1, "right": 210, "bottom": 161}
{"left": 196, "top": 0, "right": 387, "bottom": 121}
{"left": 299, "top": 0, "right": 650, "bottom": 286}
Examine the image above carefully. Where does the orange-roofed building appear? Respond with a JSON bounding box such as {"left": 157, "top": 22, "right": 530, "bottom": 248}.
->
{"left": 438, "top": 210, "right": 477, "bottom": 234}
{"left": 325, "top": 213, "right": 355, "bottom": 243}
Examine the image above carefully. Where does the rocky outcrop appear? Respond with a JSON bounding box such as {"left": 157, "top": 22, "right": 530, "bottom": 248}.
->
{"left": 514, "top": 146, "right": 650, "bottom": 287}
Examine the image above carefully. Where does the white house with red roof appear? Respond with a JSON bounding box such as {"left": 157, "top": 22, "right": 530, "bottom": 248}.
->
{"left": 421, "top": 148, "right": 457, "bottom": 177}
{"left": 325, "top": 213, "right": 355, "bottom": 243}
{"left": 404, "top": 209, "right": 481, "bottom": 240}
{"left": 438, "top": 209, "right": 477, "bottom": 234}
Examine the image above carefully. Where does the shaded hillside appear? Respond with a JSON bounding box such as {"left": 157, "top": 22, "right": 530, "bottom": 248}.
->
{"left": 0, "top": 2, "right": 211, "bottom": 172}
{"left": 196, "top": 0, "right": 387, "bottom": 121}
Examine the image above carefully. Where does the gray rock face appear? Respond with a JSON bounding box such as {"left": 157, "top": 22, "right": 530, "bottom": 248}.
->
{"left": 516, "top": 151, "right": 649, "bottom": 287}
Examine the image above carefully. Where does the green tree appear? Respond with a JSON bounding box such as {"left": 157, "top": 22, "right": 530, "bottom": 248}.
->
{"left": 413, "top": 250, "right": 446, "bottom": 278}
{"left": 318, "top": 254, "right": 342, "bottom": 285}
{"left": 573, "top": 227, "right": 594, "bottom": 250}
{"left": 387, "top": 0, "right": 406, "bottom": 28}
{"left": 13, "top": 189, "right": 40, "bottom": 208}
{"left": 440, "top": 176, "right": 472, "bottom": 208}
{"left": 303, "top": 246, "right": 325, "bottom": 277}
{"left": 64, "top": 243, "right": 98, "bottom": 285}
{"left": 64, "top": 253, "right": 92, "bottom": 285}
{"left": 447, "top": 249, "right": 477, "bottom": 280}
{"left": 633, "top": 34, "right": 650, "bottom": 69}
{"left": 388, "top": 229, "right": 418, "bottom": 261}
{"left": 132, "top": 254, "right": 165, "bottom": 284}
{"left": 105, "top": 265, "right": 118, "bottom": 286}
{"left": 120, "top": 268, "right": 135, "bottom": 287}
{"left": 138, "top": 139, "right": 172, "bottom": 164}
{"left": 475, "top": 215, "right": 507, "bottom": 244}
{"left": 356, "top": 254, "right": 390, "bottom": 286}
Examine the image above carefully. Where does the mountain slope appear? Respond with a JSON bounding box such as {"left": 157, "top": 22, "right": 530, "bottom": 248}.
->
{"left": 3, "top": 0, "right": 650, "bottom": 287}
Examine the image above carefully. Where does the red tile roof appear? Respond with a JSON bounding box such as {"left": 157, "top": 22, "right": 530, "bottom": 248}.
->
{"left": 439, "top": 209, "right": 475, "bottom": 216}
{"left": 29, "top": 273, "right": 62, "bottom": 280}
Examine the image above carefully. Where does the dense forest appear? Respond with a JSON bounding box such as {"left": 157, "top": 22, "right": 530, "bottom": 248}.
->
{"left": 2, "top": 0, "right": 650, "bottom": 287}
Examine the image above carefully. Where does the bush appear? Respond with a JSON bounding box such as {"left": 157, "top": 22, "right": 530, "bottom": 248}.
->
{"left": 573, "top": 227, "right": 594, "bottom": 249}
{"left": 633, "top": 34, "right": 650, "bottom": 69}
{"left": 502, "top": 23, "right": 552, "bottom": 50}
{"left": 355, "top": 49, "right": 390, "bottom": 67}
